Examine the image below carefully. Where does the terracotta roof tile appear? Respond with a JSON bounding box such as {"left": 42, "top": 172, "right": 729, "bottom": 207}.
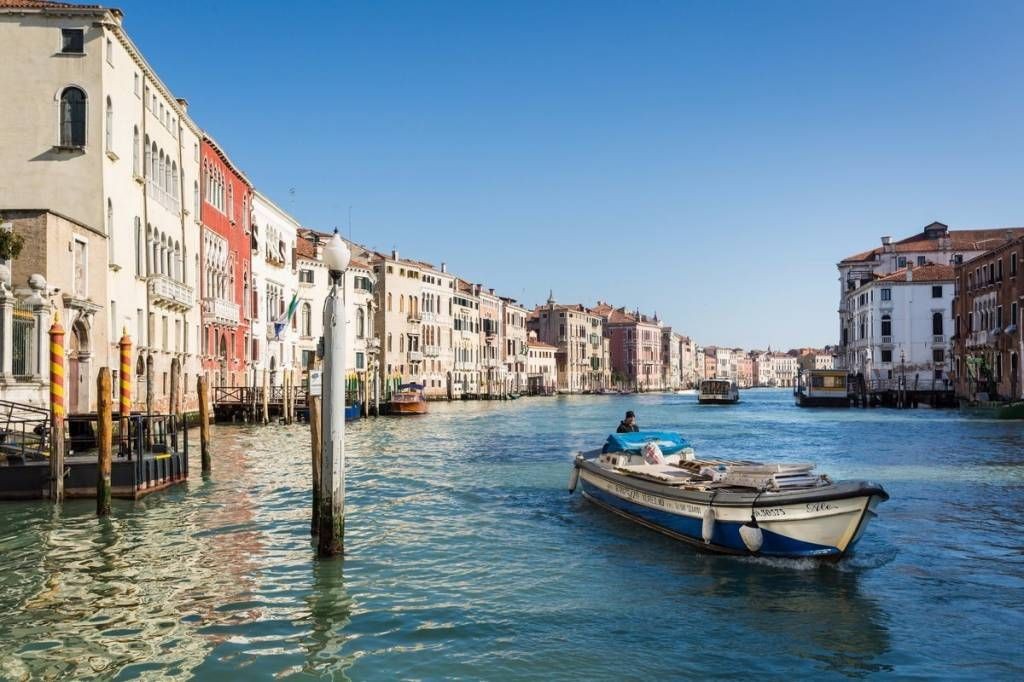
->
{"left": 876, "top": 263, "right": 955, "bottom": 283}
{"left": 841, "top": 226, "right": 1024, "bottom": 263}
{"left": 0, "top": 0, "right": 103, "bottom": 8}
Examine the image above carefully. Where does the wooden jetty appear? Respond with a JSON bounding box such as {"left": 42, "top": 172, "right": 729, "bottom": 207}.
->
{"left": 212, "top": 385, "right": 309, "bottom": 422}
{"left": 0, "top": 401, "right": 188, "bottom": 500}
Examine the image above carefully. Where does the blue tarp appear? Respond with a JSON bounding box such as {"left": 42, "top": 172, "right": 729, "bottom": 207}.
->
{"left": 603, "top": 431, "right": 691, "bottom": 455}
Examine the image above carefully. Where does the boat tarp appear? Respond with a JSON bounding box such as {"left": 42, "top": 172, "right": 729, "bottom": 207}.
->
{"left": 398, "top": 383, "right": 424, "bottom": 391}
{"left": 603, "top": 431, "right": 691, "bottom": 455}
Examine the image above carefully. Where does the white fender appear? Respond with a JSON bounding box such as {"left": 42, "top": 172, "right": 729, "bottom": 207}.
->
{"left": 701, "top": 507, "right": 715, "bottom": 544}
{"left": 739, "top": 520, "right": 764, "bottom": 553}
{"left": 568, "top": 465, "right": 580, "bottom": 493}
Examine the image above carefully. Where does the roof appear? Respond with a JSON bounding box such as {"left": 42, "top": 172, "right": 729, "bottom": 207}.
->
{"left": 295, "top": 235, "right": 316, "bottom": 260}
{"left": 841, "top": 224, "right": 1024, "bottom": 264}
{"left": 528, "top": 340, "right": 558, "bottom": 349}
{"left": 876, "top": 263, "right": 955, "bottom": 283}
{"left": 0, "top": 0, "right": 105, "bottom": 9}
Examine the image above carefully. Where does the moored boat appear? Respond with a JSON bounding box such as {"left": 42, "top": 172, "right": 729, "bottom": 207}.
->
{"left": 794, "top": 369, "right": 852, "bottom": 407}
{"left": 569, "top": 431, "right": 888, "bottom": 559}
{"left": 389, "top": 383, "right": 427, "bottom": 415}
{"left": 698, "top": 379, "right": 739, "bottom": 404}
{"left": 959, "top": 398, "right": 1024, "bottom": 420}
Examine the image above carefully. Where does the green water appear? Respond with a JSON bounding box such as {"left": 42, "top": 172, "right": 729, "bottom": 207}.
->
{"left": 1, "top": 391, "right": 1022, "bottom": 679}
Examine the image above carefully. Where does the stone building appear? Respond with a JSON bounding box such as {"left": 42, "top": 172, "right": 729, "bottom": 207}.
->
{"left": 591, "top": 303, "right": 661, "bottom": 391}
{"left": 952, "top": 234, "right": 1023, "bottom": 401}
{"left": 0, "top": 0, "right": 202, "bottom": 413}
{"left": 477, "top": 286, "right": 505, "bottom": 398}
{"left": 528, "top": 294, "right": 610, "bottom": 393}
{"left": 526, "top": 336, "right": 557, "bottom": 395}
{"left": 502, "top": 298, "right": 529, "bottom": 394}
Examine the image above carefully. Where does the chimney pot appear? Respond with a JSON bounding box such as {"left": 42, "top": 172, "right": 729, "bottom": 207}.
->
{"left": 881, "top": 236, "right": 891, "bottom": 246}
{"left": 906, "top": 266, "right": 913, "bottom": 282}
{"left": 391, "top": 249, "right": 399, "bottom": 260}
{"left": 175, "top": 97, "right": 189, "bottom": 113}
{"left": 440, "top": 262, "right": 447, "bottom": 273}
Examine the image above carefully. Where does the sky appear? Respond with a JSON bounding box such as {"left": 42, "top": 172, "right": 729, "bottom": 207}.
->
{"left": 115, "top": 0, "right": 1024, "bottom": 349}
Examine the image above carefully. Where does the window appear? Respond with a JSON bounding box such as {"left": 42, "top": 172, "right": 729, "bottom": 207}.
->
{"left": 932, "top": 348, "right": 944, "bottom": 363}
{"left": 59, "top": 86, "right": 86, "bottom": 147}
{"left": 134, "top": 73, "right": 140, "bottom": 96}
{"left": 300, "top": 303, "right": 311, "bottom": 337}
{"left": 73, "top": 238, "right": 87, "bottom": 297}
{"left": 106, "top": 199, "right": 114, "bottom": 263}
{"left": 299, "top": 269, "right": 314, "bottom": 283}
{"left": 105, "top": 97, "right": 113, "bottom": 152}
{"left": 880, "top": 288, "right": 891, "bottom": 301}
{"left": 968, "top": 311, "right": 974, "bottom": 332}
{"left": 916, "top": 255, "right": 926, "bottom": 266}
{"left": 881, "top": 349, "right": 892, "bottom": 363}
{"left": 881, "top": 314, "right": 892, "bottom": 337}
{"left": 897, "top": 256, "right": 907, "bottom": 268}
{"left": 997, "top": 306, "right": 1003, "bottom": 329}
{"left": 106, "top": 37, "right": 113, "bottom": 65}
{"left": 356, "top": 352, "right": 365, "bottom": 370}
{"left": 132, "top": 126, "right": 139, "bottom": 175}
{"left": 61, "top": 28, "right": 84, "bottom": 54}
{"left": 931, "top": 285, "right": 942, "bottom": 298}
{"left": 932, "top": 312, "right": 943, "bottom": 336}
{"left": 357, "top": 308, "right": 365, "bottom": 338}
{"left": 134, "top": 217, "right": 142, "bottom": 276}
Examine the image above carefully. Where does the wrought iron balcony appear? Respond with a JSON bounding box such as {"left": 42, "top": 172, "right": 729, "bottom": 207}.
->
{"left": 148, "top": 274, "right": 194, "bottom": 310}
{"left": 202, "top": 297, "right": 240, "bottom": 326}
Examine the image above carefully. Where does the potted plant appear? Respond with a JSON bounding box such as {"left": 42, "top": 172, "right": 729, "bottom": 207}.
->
{"left": 0, "top": 221, "right": 25, "bottom": 287}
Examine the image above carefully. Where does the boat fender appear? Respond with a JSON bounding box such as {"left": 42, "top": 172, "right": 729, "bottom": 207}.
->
{"left": 701, "top": 507, "right": 715, "bottom": 544}
{"left": 739, "top": 517, "right": 763, "bottom": 553}
{"left": 568, "top": 464, "right": 580, "bottom": 493}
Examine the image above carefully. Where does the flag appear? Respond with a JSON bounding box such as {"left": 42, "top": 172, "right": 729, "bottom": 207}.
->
{"left": 274, "top": 292, "right": 299, "bottom": 339}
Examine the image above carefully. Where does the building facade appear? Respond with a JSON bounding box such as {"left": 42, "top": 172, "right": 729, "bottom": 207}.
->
{"left": 199, "top": 136, "right": 250, "bottom": 389}
{"left": 528, "top": 294, "right": 611, "bottom": 393}
{"left": 952, "top": 235, "right": 1023, "bottom": 401}
{"left": 526, "top": 337, "right": 557, "bottom": 395}
{"left": 502, "top": 298, "right": 529, "bottom": 394}
{"left": 250, "top": 191, "right": 299, "bottom": 387}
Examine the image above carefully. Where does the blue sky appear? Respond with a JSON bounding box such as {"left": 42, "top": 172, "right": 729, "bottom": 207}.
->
{"left": 118, "top": 0, "right": 1024, "bottom": 349}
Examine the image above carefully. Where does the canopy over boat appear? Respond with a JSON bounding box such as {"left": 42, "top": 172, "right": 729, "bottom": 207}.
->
{"left": 398, "top": 383, "right": 424, "bottom": 391}
{"left": 603, "top": 431, "right": 691, "bottom": 456}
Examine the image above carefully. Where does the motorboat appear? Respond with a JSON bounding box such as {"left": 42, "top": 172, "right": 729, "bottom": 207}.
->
{"left": 698, "top": 379, "right": 739, "bottom": 404}
{"left": 569, "top": 431, "right": 888, "bottom": 559}
{"left": 389, "top": 383, "right": 427, "bottom": 415}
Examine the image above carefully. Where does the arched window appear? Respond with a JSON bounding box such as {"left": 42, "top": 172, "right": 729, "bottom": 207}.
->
{"left": 932, "top": 312, "right": 943, "bottom": 336}
{"left": 387, "top": 292, "right": 392, "bottom": 312}
{"left": 399, "top": 295, "right": 405, "bottom": 313}
{"left": 59, "top": 86, "right": 86, "bottom": 147}
{"left": 132, "top": 126, "right": 140, "bottom": 176}
{"left": 171, "top": 161, "right": 178, "bottom": 200}
{"left": 194, "top": 180, "right": 199, "bottom": 214}
{"left": 387, "top": 333, "right": 392, "bottom": 352}
{"left": 301, "top": 303, "right": 312, "bottom": 337}
{"left": 400, "top": 335, "right": 404, "bottom": 352}
{"left": 881, "top": 314, "right": 891, "bottom": 337}
{"left": 105, "top": 97, "right": 113, "bottom": 152}
{"left": 357, "top": 308, "right": 365, "bottom": 338}
{"left": 150, "top": 141, "right": 157, "bottom": 179}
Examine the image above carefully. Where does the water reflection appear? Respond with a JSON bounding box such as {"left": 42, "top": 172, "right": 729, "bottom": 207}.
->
{"left": 302, "top": 558, "right": 353, "bottom": 678}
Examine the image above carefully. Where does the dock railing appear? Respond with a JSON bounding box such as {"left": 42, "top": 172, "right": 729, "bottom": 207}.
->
{"left": 0, "top": 399, "right": 50, "bottom": 461}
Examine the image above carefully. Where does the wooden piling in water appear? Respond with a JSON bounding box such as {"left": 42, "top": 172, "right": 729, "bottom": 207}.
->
{"left": 48, "top": 314, "right": 65, "bottom": 502}
{"left": 169, "top": 358, "right": 180, "bottom": 425}
{"left": 198, "top": 375, "right": 211, "bottom": 475}
{"left": 261, "top": 368, "right": 269, "bottom": 425}
{"left": 96, "top": 368, "right": 112, "bottom": 516}
{"left": 309, "top": 395, "right": 321, "bottom": 536}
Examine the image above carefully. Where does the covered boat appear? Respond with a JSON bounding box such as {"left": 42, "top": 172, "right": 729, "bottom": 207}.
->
{"left": 569, "top": 431, "right": 888, "bottom": 559}
{"left": 698, "top": 379, "right": 739, "bottom": 404}
{"left": 389, "top": 383, "right": 427, "bottom": 415}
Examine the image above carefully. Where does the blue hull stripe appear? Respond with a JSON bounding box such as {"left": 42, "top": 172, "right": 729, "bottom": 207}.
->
{"left": 580, "top": 480, "right": 840, "bottom": 558}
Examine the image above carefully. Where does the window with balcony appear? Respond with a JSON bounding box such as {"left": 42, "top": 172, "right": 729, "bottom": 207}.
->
{"left": 881, "top": 314, "right": 892, "bottom": 337}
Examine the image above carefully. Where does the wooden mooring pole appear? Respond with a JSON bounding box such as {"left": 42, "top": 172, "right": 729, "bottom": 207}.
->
{"left": 48, "top": 313, "right": 65, "bottom": 502}
{"left": 198, "top": 375, "right": 211, "bottom": 475}
{"left": 97, "top": 367, "right": 112, "bottom": 516}
{"left": 309, "top": 395, "right": 321, "bottom": 536}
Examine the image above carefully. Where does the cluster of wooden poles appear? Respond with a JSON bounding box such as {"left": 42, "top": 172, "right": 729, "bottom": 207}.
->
{"left": 47, "top": 316, "right": 213, "bottom": 514}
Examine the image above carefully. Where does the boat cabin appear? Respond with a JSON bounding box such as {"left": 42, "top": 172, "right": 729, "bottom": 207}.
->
{"left": 698, "top": 379, "right": 740, "bottom": 404}
{"left": 795, "top": 369, "right": 851, "bottom": 407}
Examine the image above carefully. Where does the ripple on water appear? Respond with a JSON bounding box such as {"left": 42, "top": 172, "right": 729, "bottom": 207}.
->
{"left": 1, "top": 393, "right": 1023, "bottom": 679}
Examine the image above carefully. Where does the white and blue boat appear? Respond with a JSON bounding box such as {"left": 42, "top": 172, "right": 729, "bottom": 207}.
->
{"left": 569, "top": 432, "right": 888, "bottom": 559}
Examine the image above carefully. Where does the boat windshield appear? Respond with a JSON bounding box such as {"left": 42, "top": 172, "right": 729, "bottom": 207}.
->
{"left": 702, "top": 380, "right": 731, "bottom": 393}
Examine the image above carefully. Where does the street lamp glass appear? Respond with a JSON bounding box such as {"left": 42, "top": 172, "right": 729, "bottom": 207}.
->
{"left": 324, "top": 233, "right": 351, "bottom": 273}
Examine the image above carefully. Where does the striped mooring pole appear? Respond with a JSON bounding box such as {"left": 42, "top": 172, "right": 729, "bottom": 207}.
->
{"left": 48, "top": 312, "right": 66, "bottom": 502}
{"left": 119, "top": 328, "right": 132, "bottom": 450}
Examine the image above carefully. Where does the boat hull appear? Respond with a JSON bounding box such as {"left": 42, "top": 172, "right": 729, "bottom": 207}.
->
{"left": 697, "top": 397, "right": 739, "bottom": 405}
{"left": 794, "top": 393, "right": 851, "bottom": 408}
{"left": 390, "top": 401, "right": 427, "bottom": 415}
{"left": 577, "top": 462, "right": 885, "bottom": 559}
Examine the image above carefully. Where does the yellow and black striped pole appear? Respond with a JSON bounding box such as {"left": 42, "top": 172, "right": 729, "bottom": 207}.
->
{"left": 118, "top": 328, "right": 132, "bottom": 452}
{"left": 48, "top": 311, "right": 66, "bottom": 502}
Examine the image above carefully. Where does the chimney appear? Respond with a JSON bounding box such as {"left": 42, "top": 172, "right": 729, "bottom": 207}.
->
{"left": 906, "top": 265, "right": 913, "bottom": 282}
{"left": 440, "top": 262, "right": 447, "bottom": 273}
{"left": 176, "top": 98, "right": 189, "bottom": 113}
{"left": 881, "top": 236, "right": 891, "bottom": 246}
{"left": 391, "top": 249, "right": 399, "bottom": 261}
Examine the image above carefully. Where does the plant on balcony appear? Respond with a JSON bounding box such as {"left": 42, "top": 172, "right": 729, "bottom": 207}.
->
{"left": 0, "top": 221, "right": 25, "bottom": 287}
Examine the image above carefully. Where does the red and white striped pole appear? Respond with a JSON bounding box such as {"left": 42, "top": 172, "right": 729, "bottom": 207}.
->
{"left": 48, "top": 311, "right": 65, "bottom": 501}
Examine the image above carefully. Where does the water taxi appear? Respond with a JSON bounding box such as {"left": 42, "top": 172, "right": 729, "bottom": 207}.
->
{"left": 697, "top": 379, "right": 739, "bottom": 404}
{"left": 569, "top": 431, "right": 888, "bottom": 559}
{"left": 389, "top": 383, "right": 427, "bottom": 415}
{"left": 794, "top": 369, "right": 851, "bottom": 407}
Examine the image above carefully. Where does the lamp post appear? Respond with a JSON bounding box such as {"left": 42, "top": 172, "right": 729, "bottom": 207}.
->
{"left": 317, "top": 231, "right": 350, "bottom": 557}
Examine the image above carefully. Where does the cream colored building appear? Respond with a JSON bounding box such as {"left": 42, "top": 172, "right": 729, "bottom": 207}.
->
{"left": 0, "top": 1, "right": 201, "bottom": 413}
{"left": 452, "top": 280, "right": 481, "bottom": 397}
{"left": 528, "top": 294, "right": 611, "bottom": 392}
{"left": 502, "top": 298, "right": 529, "bottom": 394}
{"left": 477, "top": 286, "right": 506, "bottom": 398}
{"left": 526, "top": 337, "right": 557, "bottom": 395}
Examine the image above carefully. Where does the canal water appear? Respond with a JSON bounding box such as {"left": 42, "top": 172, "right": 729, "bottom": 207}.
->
{"left": 1, "top": 390, "right": 1022, "bottom": 680}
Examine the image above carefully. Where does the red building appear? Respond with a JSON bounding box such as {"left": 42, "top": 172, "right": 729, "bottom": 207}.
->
{"left": 200, "top": 135, "right": 252, "bottom": 387}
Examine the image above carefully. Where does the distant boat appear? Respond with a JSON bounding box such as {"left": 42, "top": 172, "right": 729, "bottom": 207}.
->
{"left": 390, "top": 383, "right": 427, "bottom": 415}
{"left": 569, "top": 431, "right": 889, "bottom": 559}
{"left": 794, "top": 370, "right": 852, "bottom": 407}
{"left": 697, "top": 379, "right": 739, "bottom": 404}
{"left": 959, "top": 399, "right": 1024, "bottom": 419}
{"left": 675, "top": 388, "right": 697, "bottom": 395}
{"left": 345, "top": 402, "right": 362, "bottom": 421}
